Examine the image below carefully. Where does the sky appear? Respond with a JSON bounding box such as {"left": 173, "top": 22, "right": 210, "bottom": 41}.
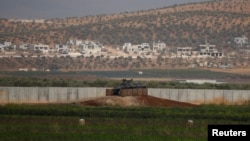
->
{"left": 0, "top": 0, "right": 209, "bottom": 19}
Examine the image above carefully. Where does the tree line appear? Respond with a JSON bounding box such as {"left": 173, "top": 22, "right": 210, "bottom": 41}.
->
{"left": 1, "top": 77, "right": 250, "bottom": 90}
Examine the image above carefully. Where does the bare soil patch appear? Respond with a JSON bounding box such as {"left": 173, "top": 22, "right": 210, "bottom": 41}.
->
{"left": 76, "top": 95, "right": 197, "bottom": 108}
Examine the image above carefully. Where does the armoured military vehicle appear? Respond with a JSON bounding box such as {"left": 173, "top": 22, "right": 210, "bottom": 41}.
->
{"left": 106, "top": 79, "right": 147, "bottom": 96}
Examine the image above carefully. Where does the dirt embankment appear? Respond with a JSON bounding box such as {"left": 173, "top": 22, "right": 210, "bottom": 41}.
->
{"left": 76, "top": 95, "right": 197, "bottom": 108}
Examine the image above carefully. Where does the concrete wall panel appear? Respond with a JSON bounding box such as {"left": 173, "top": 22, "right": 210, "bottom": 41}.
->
{"left": 178, "top": 89, "right": 189, "bottom": 103}
{"left": 211, "top": 90, "right": 224, "bottom": 104}
{"left": 38, "top": 87, "right": 49, "bottom": 102}
{"left": 223, "top": 90, "right": 233, "bottom": 104}
{"left": 241, "top": 90, "right": 250, "bottom": 101}
{"left": 54, "top": 87, "right": 68, "bottom": 102}
{"left": 67, "top": 88, "right": 78, "bottom": 101}
{"left": 19, "top": 88, "right": 31, "bottom": 102}
{"left": 0, "top": 87, "right": 9, "bottom": 102}
{"left": 96, "top": 88, "right": 106, "bottom": 97}
{"left": 48, "top": 87, "right": 58, "bottom": 102}
{"left": 78, "top": 88, "right": 88, "bottom": 99}
{"left": 161, "top": 89, "right": 170, "bottom": 99}
{"left": 87, "top": 87, "right": 97, "bottom": 98}
{"left": 204, "top": 89, "right": 214, "bottom": 104}
{"left": 148, "top": 88, "right": 159, "bottom": 97}
{"left": 158, "top": 89, "right": 164, "bottom": 98}
{"left": 18, "top": 87, "right": 39, "bottom": 103}
{"left": 169, "top": 89, "right": 179, "bottom": 101}
{"left": 188, "top": 89, "right": 205, "bottom": 104}
{"left": 151, "top": 88, "right": 161, "bottom": 98}
{"left": 8, "top": 87, "right": 19, "bottom": 102}
{"left": 233, "top": 90, "right": 250, "bottom": 105}
{"left": 28, "top": 87, "right": 39, "bottom": 102}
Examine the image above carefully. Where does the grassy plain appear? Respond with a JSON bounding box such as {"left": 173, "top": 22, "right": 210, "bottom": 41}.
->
{"left": 0, "top": 104, "right": 250, "bottom": 141}
{"left": 2, "top": 68, "right": 250, "bottom": 81}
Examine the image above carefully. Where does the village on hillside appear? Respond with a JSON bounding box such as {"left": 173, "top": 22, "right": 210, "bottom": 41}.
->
{"left": 0, "top": 0, "right": 250, "bottom": 73}
{"left": 0, "top": 36, "right": 250, "bottom": 68}
{"left": 0, "top": 36, "right": 249, "bottom": 58}
{"left": 0, "top": 35, "right": 249, "bottom": 72}
{"left": 1, "top": 35, "right": 248, "bottom": 57}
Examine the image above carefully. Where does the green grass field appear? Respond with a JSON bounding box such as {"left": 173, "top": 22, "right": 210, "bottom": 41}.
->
{"left": 3, "top": 68, "right": 250, "bottom": 80}
{"left": 0, "top": 104, "right": 250, "bottom": 141}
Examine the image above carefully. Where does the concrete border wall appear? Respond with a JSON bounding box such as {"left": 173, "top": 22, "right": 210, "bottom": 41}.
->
{"left": 0, "top": 87, "right": 249, "bottom": 105}
{"left": 0, "top": 87, "right": 106, "bottom": 104}
{"left": 148, "top": 88, "right": 250, "bottom": 105}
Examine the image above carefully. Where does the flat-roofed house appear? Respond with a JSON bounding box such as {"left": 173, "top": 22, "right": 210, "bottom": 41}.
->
{"left": 55, "top": 44, "right": 69, "bottom": 54}
{"left": 4, "top": 41, "right": 11, "bottom": 47}
{"left": 32, "top": 44, "right": 49, "bottom": 54}
{"left": 234, "top": 35, "right": 249, "bottom": 47}
{"left": 0, "top": 42, "right": 12, "bottom": 52}
{"left": 18, "top": 44, "right": 29, "bottom": 50}
{"left": 127, "top": 43, "right": 151, "bottom": 54}
{"left": 153, "top": 40, "right": 166, "bottom": 52}
{"left": 199, "top": 42, "right": 222, "bottom": 57}
{"left": 177, "top": 47, "right": 192, "bottom": 56}
{"left": 68, "top": 39, "right": 83, "bottom": 46}
{"left": 0, "top": 43, "right": 4, "bottom": 52}
{"left": 122, "top": 42, "right": 132, "bottom": 50}
{"left": 80, "top": 41, "right": 103, "bottom": 55}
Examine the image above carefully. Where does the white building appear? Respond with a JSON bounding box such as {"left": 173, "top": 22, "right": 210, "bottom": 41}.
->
{"left": 122, "top": 42, "right": 132, "bottom": 50}
{"left": 68, "top": 39, "right": 83, "bottom": 46}
{"left": 177, "top": 79, "right": 225, "bottom": 84}
{"left": 0, "top": 43, "right": 4, "bottom": 52}
{"left": 199, "top": 42, "right": 222, "bottom": 57}
{"left": 55, "top": 44, "right": 68, "bottom": 54}
{"left": 0, "top": 41, "right": 13, "bottom": 52}
{"left": 4, "top": 41, "right": 12, "bottom": 47}
{"left": 19, "top": 68, "right": 28, "bottom": 72}
{"left": 18, "top": 44, "right": 29, "bottom": 50}
{"left": 33, "top": 44, "right": 49, "bottom": 54}
{"left": 127, "top": 43, "right": 151, "bottom": 54}
{"left": 177, "top": 47, "right": 192, "bottom": 56}
{"left": 153, "top": 40, "right": 166, "bottom": 52}
{"left": 234, "top": 35, "right": 249, "bottom": 47}
{"left": 75, "top": 40, "right": 83, "bottom": 46}
{"left": 80, "top": 41, "right": 103, "bottom": 55}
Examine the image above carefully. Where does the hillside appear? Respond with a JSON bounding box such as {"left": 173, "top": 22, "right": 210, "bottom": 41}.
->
{"left": 0, "top": 0, "right": 250, "bottom": 46}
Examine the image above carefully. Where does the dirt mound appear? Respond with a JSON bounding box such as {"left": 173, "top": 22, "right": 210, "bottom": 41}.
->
{"left": 77, "top": 95, "right": 197, "bottom": 108}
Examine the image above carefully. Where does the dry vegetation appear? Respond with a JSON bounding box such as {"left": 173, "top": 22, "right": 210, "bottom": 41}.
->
{"left": 0, "top": 0, "right": 249, "bottom": 46}
{"left": 0, "top": 55, "right": 167, "bottom": 71}
{"left": 2, "top": 55, "right": 249, "bottom": 72}
{"left": 1, "top": 0, "right": 250, "bottom": 73}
